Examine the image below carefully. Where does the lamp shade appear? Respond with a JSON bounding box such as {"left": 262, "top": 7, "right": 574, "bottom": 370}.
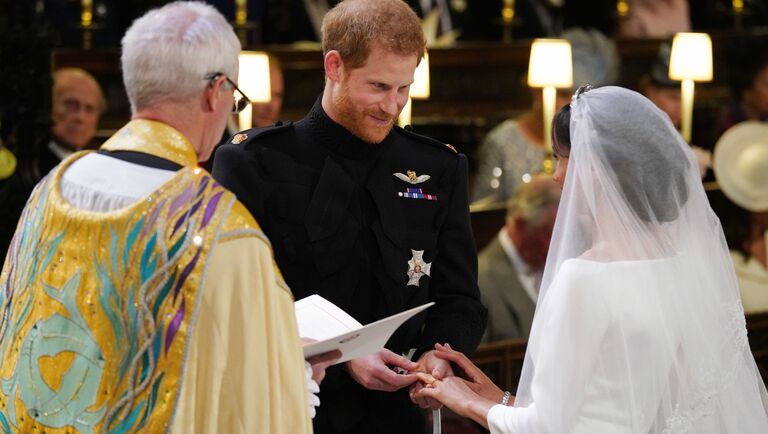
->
{"left": 669, "top": 33, "right": 713, "bottom": 82}
{"left": 238, "top": 51, "right": 271, "bottom": 103}
{"left": 527, "top": 39, "right": 573, "bottom": 88}
{"left": 410, "top": 51, "right": 430, "bottom": 99}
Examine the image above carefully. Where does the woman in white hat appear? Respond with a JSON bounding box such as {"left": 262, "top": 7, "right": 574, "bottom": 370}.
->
{"left": 713, "top": 121, "right": 768, "bottom": 314}
{"left": 415, "top": 86, "right": 768, "bottom": 433}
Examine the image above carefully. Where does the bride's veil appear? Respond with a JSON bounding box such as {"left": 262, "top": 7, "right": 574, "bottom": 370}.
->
{"left": 513, "top": 86, "right": 768, "bottom": 432}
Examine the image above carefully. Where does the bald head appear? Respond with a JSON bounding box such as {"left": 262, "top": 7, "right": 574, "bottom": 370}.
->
{"left": 52, "top": 68, "right": 105, "bottom": 151}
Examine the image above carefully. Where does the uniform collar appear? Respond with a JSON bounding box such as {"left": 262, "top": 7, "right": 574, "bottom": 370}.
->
{"left": 307, "top": 96, "right": 390, "bottom": 160}
{"left": 99, "top": 119, "right": 199, "bottom": 168}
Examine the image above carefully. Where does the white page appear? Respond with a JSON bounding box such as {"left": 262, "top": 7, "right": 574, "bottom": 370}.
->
{"left": 300, "top": 301, "right": 435, "bottom": 364}
{"left": 295, "top": 294, "right": 363, "bottom": 341}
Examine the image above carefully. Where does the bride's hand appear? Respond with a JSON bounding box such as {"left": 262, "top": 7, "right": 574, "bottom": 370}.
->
{"left": 414, "top": 370, "right": 497, "bottom": 428}
{"left": 431, "top": 343, "right": 505, "bottom": 404}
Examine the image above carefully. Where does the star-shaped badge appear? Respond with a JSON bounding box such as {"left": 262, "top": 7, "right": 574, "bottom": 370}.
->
{"left": 407, "top": 249, "right": 432, "bottom": 286}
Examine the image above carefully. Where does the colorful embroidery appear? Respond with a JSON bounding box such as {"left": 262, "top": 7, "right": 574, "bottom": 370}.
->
{"left": 0, "top": 150, "right": 231, "bottom": 433}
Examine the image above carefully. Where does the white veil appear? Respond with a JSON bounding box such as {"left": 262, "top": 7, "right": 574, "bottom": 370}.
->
{"left": 512, "top": 86, "right": 768, "bottom": 433}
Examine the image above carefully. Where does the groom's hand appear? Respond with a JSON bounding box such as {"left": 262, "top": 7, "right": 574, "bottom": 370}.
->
{"left": 409, "top": 349, "right": 454, "bottom": 410}
{"left": 346, "top": 349, "right": 418, "bottom": 391}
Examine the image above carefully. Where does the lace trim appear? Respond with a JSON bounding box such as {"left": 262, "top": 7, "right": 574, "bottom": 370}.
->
{"left": 661, "top": 300, "right": 749, "bottom": 434}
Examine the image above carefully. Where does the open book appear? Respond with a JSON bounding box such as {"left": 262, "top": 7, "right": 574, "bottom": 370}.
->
{"left": 295, "top": 294, "right": 434, "bottom": 364}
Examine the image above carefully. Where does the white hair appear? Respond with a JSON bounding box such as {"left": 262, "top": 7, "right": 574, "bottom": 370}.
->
{"left": 121, "top": 1, "right": 241, "bottom": 112}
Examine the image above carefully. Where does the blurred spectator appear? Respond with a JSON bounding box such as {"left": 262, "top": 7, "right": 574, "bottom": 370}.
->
{"left": 715, "top": 43, "right": 768, "bottom": 140}
{"left": 618, "top": 0, "right": 690, "bottom": 38}
{"left": 41, "top": 67, "right": 105, "bottom": 177}
{"left": 712, "top": 121, "right": 768, "bottom": 313}
{"left": 639, "top": 42, "right": 711, "bottom": 177}
{"left": 0, "top": 68, "right": 103, "bottom": 265}
{"left": 471, "top": 27, "right": 619, "bottom": 203}
{"left": 479, "top": 175, "right": 560, "bottom": 342}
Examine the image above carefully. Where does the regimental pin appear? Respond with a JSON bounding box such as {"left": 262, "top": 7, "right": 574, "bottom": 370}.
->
{"left": 394, "top": 170, "right": 430, "bottom": 185}
{"left": 407, "top": 249, "right": 432, "bottom": 286}
{"left": 398, "top": 187, "right": 437, "bottom": 201}
{"left": 231, "top": 133, "right": 248, "bottom": 145}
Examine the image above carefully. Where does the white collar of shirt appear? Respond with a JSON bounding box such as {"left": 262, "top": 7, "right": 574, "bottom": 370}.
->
{"left": 497, "top": 229, "right": 540, "bottom": 304}
{"left": 49, "top": 140, "right": 74, "bottom": 161}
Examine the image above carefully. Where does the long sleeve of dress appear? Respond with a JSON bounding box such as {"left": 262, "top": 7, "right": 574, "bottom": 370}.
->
{"left": 486, "top": 263, "right": 610, "bottom": 433}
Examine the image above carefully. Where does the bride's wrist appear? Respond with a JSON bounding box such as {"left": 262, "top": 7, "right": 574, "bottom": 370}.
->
{"left": 465, "top": 398, "right": 496, "bottom": 429}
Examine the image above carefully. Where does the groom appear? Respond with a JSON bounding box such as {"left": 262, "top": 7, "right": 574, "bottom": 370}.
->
{"left": 213, "top": 0, "right": 486, "bottom": 432}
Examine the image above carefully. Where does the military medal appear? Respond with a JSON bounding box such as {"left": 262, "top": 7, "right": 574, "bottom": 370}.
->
{"left": 231, "top": 133, "right": 248, "bottom": 144}
{"left": 398, "top": 188, "right": 437, "bottom": 201}
{"left": 394, "top": 170, "right": 430, "bottom": 184}
{"left": 395, "top": 170, "right": 437, "bottom": 200}
{"left": 407, "top": 249, "right": 431, "bottom": 286}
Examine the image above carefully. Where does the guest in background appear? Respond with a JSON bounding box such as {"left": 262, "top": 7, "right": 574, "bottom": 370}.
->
{"left": 0, "top": 67, "right": 105, "bottom": 266}
{"left": 712, "top": 121, "right": 768, "bottom": 314}
{"left": 41, "top": 67, "right": 105, "bottom": 177}
{"left": 479, "top": 175, "right": 560, "bottom": 342}
{"left": 617, "top": 0, "right": 690, "bottom": 38}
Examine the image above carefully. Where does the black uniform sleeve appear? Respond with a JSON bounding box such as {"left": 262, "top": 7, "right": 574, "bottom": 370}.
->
{"left": 417, "top": 154, "right": 487, "bottom": 357}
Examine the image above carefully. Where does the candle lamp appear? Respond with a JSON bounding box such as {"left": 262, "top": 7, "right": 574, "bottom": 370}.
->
{"left": 669, "top": 32, "right": 713, "bottom": 143}
{"left": 237, "top": 51, "right": 272, "bottom": 129}
{"left": 527, "top": 39, "right": 572, "bottom": 173}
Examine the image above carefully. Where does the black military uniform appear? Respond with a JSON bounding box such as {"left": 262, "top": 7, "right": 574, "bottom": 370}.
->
{"left": 212, "top": 99, "right": 487, "bottom": 434}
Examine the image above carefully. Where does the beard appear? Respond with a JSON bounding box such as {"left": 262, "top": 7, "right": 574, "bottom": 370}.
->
{"left": 332, "top": 81, "right": 395, "bottom": 144}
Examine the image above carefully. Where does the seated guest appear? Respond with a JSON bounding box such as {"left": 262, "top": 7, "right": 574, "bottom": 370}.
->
{"left": 713, "top": 121, "right": 768, "bottom": 313}
{"left": 1, "top": 68, "right": 105, "bottom": 265}
{"left": 479, "top": 175, "right": 560, "bottom": 342}
{"left": 41, "top": 67, "right": 106, "bottom": 177}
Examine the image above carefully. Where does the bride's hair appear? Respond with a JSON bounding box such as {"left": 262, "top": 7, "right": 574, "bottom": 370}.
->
{"left": 552, "top": 89, "right": 690, "bottom": 223}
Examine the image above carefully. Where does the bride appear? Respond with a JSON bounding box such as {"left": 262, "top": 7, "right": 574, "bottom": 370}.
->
{"left": 416, "top": 86, "right": 768, "bottom": 433}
